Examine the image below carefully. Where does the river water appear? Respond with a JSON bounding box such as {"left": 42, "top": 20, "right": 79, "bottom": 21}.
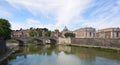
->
{"left": 1, "top": 45, "right": 120, "bottom": 65}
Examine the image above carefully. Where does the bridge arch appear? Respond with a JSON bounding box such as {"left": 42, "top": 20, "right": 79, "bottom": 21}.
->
{"left": 13, "top": 39, "right": 25, "bottom": 46}
{"left": 12, "top": 37, "right": 58, "bottom": 46}
{"left": 49, "top": 39, "right": 57, "bottom": 44}
{"left": 44, "top": 38, "right": 57, "bottom": 45}
{"left": 33, "top": 38, "right": 43, "bottom": 45}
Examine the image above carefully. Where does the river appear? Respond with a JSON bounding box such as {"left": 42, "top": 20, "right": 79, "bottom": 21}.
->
{"left": 0, "top": 45, "right": 120, "bottom": 65}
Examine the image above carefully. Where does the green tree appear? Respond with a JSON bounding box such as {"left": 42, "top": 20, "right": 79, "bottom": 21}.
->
{"left": 0, "top": 18, "right": 11, "bottom": 40}
{"left": 45, "top": 30, "right": 51, "bottom": 37}
{"left": 29, "top": 30, "right": 36, "bottom": 37}
{"left": 29, "top": 27, "right": 37, "bottom": 37}
{"left": 38, "top": 30, "right": 42, "bottom": 37}
{"left": 30, "top": 27, "right": 33, "bottom": 30}
{"left": 64, "top": 32, "right": 75, "bottom": 38}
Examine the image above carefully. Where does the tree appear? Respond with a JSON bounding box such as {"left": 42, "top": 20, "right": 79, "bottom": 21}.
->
{"left": 45, "top": 30, "right": 51, "bottom": 37}
{"left": 37, "top": 30, "right": 42, "bottom": 37}
{"left": 29, "top": 30, "right": 34, "bottom": 37}
{"left": 30, "top": 27, "right": 33, "bottom": 30}
{"left": 42, "top": 28, "right": 48, "bottom": 32}
{"left": 64, "top": 32, "right": 75, "bottom": 38}
{"left": 0, "top": 18, "right": 11, "bottom": 40}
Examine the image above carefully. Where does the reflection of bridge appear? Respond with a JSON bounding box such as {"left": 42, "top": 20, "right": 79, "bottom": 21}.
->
{"left": 12, "top": 37, "right": 58, "bottom": 46}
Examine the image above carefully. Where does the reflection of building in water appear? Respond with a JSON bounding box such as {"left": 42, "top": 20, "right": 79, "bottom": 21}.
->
{"left": 73, "top": 27, "right": 96, "bottom": 38}
{"left": 96, "top": 28, "right": 120, "bottom": 38}
{"left": 57, "top": 45, "right": 71, "bottom": 53}
{"left": 45, "top": 45, "right": 51, "bottom": 48}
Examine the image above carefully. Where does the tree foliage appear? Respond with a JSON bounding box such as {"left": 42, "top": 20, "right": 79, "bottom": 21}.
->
{"left": 45, "top": 30, "right": 51, "bottom": 37}
{"left": 0, "top": 18, "right": 11, "bottom": 40}
{"left": 29, "top": 28, "right": 51, "bottom": 37}
{"left": 37, "top": 29, "right": 42, "bottom": 37}
{"left": 29, "top": 30, "right": 37, "bottom": 37}
{"left": 64, "top": 32, "right": 75, "bottom": 38}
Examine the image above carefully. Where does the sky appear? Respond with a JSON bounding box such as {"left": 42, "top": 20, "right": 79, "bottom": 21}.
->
{"left": 0, "top": 0, "right": 120, "bottom": 31}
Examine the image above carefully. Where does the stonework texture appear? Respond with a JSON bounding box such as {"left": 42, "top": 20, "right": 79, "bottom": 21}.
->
{"left": 71, "top": 38, "right": 120, "bottom": 48}
{"left": 0, "top": 37, "right": 6, "bottom": 55}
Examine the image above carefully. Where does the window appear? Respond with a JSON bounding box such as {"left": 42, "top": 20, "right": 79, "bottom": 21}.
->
{"left": 89, "top": 32, "right": 92, "bottom": 37}
{"left": 116, "top": 32, "right": 119, "bottom": 37}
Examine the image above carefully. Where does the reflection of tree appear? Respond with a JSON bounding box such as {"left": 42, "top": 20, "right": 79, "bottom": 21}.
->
{"left": 71, "top": 47, "right": 96, "bottom": 61}
{"left": 15, "top": 45, "right": 57, "bottom": 56}
{"left": 71, "top": 47, "right": 120, "bottom": 61}
{"left": 0, "top": 54, "right": 17, "bottom": 65}
{"left": 8, "top": 54, "right": 17, "bottom": 60}
{"left": 9, "top": 45, "right": 120, "bottom": 63}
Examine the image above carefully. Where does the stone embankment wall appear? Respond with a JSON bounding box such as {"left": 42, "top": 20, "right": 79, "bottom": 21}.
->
{"left": 71, "top": 38, "right": 120, "bottom": 48}
{"left": 0, "top": 37, "right": 6, "bottom": 55}
{"left": 58, "top": 37, "right": 71, "bottom": 45}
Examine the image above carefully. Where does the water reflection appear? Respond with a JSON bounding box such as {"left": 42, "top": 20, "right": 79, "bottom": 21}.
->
{"left": 1, "top": 45, "right": 120, "bottom": 65}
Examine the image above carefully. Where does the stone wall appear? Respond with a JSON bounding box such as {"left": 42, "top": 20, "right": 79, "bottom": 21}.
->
{"left": 58, "top": 37, "right": 71, "bottom": 45}
{"left": 0, "top": 37, "right": 6, "bottom": 55}
{"left": 71, "top": 38, "right": 120, "bottom": 48}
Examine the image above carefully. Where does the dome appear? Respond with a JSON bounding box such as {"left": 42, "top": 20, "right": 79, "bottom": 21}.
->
{"left": 63, "top": 26, "right": 68, "bottom": 32}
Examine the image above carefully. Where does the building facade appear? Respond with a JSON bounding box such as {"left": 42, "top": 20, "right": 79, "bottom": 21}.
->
{"left": 11, "top": 27, "right": 120, "bottom": 39}
{"left": 96, "top": 28, "right": 120, "bottom": 38}
{"left": 12, "top": 29, "right": 30, "bottom": 38}
{"left": 51, "top": 29, "right": 62, "bottom": 37}
{"left": 61, "top": 26, "right": 73, "bottom": 38}
{"left": 73, "top": 27, "right": 96, "bottom": 38}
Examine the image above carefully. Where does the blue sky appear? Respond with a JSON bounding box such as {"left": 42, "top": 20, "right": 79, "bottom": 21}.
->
{"left": 0, "top": 0, "right": 120, "bottom": 31}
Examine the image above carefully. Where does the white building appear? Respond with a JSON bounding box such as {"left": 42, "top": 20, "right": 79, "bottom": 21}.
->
{"left": 73, "top": 27, "right": 96, "bottom": 38}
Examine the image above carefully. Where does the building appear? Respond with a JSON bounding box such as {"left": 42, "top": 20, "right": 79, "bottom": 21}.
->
{"left": 96, "top": 28, "right": 120, "bottom": 38}
{"left": 73, "top": 27, "right": 96, "bottom": 38}
{"left": 51, "top": 29, "right": 62, "bottom": 37}
{"left": 12, "top": 29, "right": 30, "bottom": 38}
{"left": 61, "top": 26, "right": 73, "bottom": 38}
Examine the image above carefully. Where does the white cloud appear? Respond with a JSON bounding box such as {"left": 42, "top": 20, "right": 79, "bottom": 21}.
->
{"left": 26, "top": 18, "right": 56, "bottom": 30}
{"left": 10, "top": 18, "right": 56, "bottom": 30}
{"left": 55, "top": 0, "right": 92, "bottom": 26}
{"left": 0, "top": 6, "right": 12, "bottom": 17}
{"left": 80, "top": 0, "right": 120, "bottom": 30}
{"left": 6, "top": 0, "right": 93, "bottom": 29}
{"left": 10, "top": 21, "right": 28, "bottom": 30}
{"left": 26, "top": 19, "right": 41, "bottom": 28}
{"left": 6, "top": 0, "right": 120, "bottom": 31}
{"left": 82, "top": 16, "right": 120, "bottom": 30}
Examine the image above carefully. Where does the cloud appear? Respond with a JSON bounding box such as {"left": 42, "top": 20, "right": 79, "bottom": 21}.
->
{"left": 10, "top": 18, "right": 56, "bottom": 30}
{"left": 80, "top": 0, "right": 120, "bottom": 30}
{"left": 82, "top": 18, "right": 120, "bottom": 30}
{"left": 6, "top": 0, "right": 120, "bottom": 31}
{"left": 55, "top": 0, "right": 93, "bottom": 26}
{"left": 26, "top": 18, "right": 56, "bottom": 30}
{"left": 0, "top": 6, "right": 12, "bottom": 17}
{"left": 6, "top": 0, "right": 93, "bottom": 29}
{"left": 26, "top": 19, "right": 41, "bottom": 28}
{"left": 10, "top": 21, "right": 28, "bottom": 30}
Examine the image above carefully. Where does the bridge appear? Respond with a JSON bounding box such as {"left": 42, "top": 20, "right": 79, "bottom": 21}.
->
{"left": 12, "top": 37, "right": 58, "bottom": 46}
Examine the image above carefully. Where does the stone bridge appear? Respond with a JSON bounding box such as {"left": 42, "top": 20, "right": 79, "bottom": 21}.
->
{"left": 12, "top": 37, "right": 58, "bottom": 46}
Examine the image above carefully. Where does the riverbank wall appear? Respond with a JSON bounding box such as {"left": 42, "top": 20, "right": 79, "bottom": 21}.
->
{"left": 58, "top": 37, "right": 71, "bottom": 45}
{"left": 0, "top": 37, "right": 6, "bottom": 55}
{"left": 71, "top": 38, "right": 120, "bottom": 48}
{"left": 0, "top": 45, "right": 18, "bottom": 63}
